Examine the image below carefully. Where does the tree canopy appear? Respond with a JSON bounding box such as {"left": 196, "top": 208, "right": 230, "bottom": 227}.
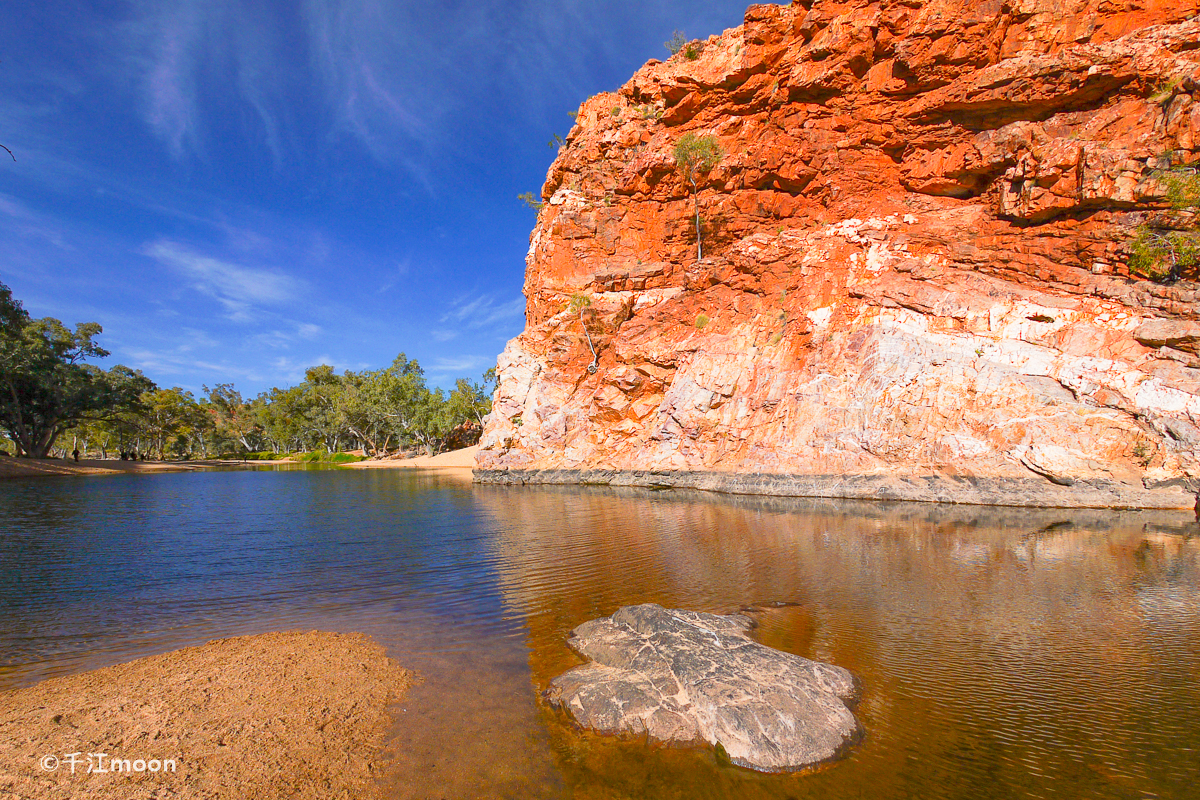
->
{"left": 0, "top": 280, "right": 496, "bottom": 461}
{"left": 0, "top": 281, "right": 152, "bottom": 457}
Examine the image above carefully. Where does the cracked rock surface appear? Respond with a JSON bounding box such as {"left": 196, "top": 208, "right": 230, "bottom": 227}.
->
{"left": 544, "top": 603, "right": 861, "bottom": 772}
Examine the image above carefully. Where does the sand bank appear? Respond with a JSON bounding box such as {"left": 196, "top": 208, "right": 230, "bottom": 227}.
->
{"left": 0, "top": 457, "right": 292, "bottom": 480}
{"left": 0, "top": 631, "right": 412, "bottom": 800}
{"left": 346, "top": 444, "right": 478, "bottom": 470}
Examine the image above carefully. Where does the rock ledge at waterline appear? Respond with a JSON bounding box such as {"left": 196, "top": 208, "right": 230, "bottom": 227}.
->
{"left": 474, "top": 468, "right": 1199, "bottom": 509}
{"left": 544, "top": 604, "right": 861, "bottom": 772}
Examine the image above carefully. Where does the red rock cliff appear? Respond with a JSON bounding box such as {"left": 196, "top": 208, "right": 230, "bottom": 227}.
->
{"left": 477, "top": 0, "right": 1200, "bottom": 508}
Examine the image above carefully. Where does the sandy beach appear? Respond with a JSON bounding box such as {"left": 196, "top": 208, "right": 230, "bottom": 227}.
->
{"left": 346, "top": 445, "right": 479, "bottom": 471}
{"left": 0, "top": 630, "right": 412, "bottom": 800}
{"left": 0, "top": 448, "right": 477, "bottom": 480}
{"left": 0, "top": 457, "right": 293, "bottom": 480}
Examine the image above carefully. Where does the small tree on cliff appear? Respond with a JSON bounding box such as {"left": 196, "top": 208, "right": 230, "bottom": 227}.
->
{"left": 568, "top": 292, "right": 599, "bottom": 374}
{"left": 673, "top": 133, "right": 723, "bottom": 260}
{"left": 1129, "top": 166, "right": 1200, "bottom": 282}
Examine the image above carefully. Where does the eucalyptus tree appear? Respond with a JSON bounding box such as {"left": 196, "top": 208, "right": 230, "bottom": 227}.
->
{"left": 297, "top": 365, "right": 348, "bottom": 452}
{"left": 204, "top": 383, "right": 261, "bottom": 453}
{"left": 673, "top": 133, "right": 723, "bottom": 260}
{"left": 139, "top": 387, "right": 207, "bottom": 459}
{"left": 0, "top": 286, "right": 153, "bottom": 457}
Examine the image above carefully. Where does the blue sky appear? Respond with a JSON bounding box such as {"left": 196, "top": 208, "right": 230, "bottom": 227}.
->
{"left": 1, "top": 0, "right": 758, "bottom": 394}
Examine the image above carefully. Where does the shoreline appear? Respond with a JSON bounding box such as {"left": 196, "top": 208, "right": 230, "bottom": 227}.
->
{"left": 0, "top": 457, "right": 294, "bottom": 480}
{"left": 0, "top": 630, "right": 412, "bottom": 800}
{"left": 0, "top": 447, "right": 481, "bottom": 480}
{"left": 345, "top": 445, "right": 479, "bottom": 471}
{"left": 472, "top": 468, "right": 1200, "bottom": 511}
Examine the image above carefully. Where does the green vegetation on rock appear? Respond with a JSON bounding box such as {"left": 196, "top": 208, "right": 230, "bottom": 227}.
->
{"left": 1129, "top": 166, "right": 1200, "bottom": 283}
{"left": 664, "top": 30, "right": 686, "bottom": 56}
{"left": 673, "top": 133, "right": 724, "bottom": 261}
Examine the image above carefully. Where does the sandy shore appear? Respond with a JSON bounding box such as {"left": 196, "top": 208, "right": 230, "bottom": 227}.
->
{"left": 346, "top": 445, "right": 479, "bottom": 471}
{"left": 0, "top": 631, "right": 412, "bottom": 800}
{"left": 0, "top": 457, "right": 294, "bottom": 480}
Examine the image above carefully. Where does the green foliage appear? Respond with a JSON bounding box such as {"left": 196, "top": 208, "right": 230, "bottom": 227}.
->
{"left": 567, "top": 293, "right": 599, "bottom": 373}
{"left": 0, "top": 279, "right": 493, "bottom": 461}
{"left": 567, "top": 292, "right": 592, "bottom": 314}
{"left": 1128, "top": 228, "right": 1200, "bottom": 281}
{"left": 0, "top": 294, "right": 153, "bottom": 457}
{"left": 674, "top": 133, "right": 723, "bottom": 185}
{"left": 673, "top": 133, "right": 724, "bottom": 260}
{"left": 1151, "top": 76, "right": 1182, "bottom": 106}
{"left": 1163, "top": 168, "right": 1200, "bottom": 208}
{"left": 518, "top": 191, "right": 544, "bottom": 211}
{"left": 216, "top": 451, "right": 279, "bottom": 461}
{"left": 664, "top": 30, "right": 687, "bottom": 56}
{"left": 1129, "top": 167, "right": 1200, "bottom": 283}
{"left": 0, "top": 280, "right": 27, "bottom": 336}
{"left": 695, "top": 313, "right": 710, "bottom": 329}
{"left": 290, "top": 450, "right": 365, "bottom": 464}
{"left": 684, "top": 42, "right": 701, "bottom": 60}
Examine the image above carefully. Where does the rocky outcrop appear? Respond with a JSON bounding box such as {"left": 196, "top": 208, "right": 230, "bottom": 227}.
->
{"left": 477, "top": 0, "right": 1200, "bottom": 508}
{"left": 545, "top": 604, "right": 860, "bottom": 772}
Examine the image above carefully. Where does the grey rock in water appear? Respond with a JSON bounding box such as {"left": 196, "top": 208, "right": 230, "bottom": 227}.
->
{"left": 544, "top": 603, "right": 861, "bottom": 772}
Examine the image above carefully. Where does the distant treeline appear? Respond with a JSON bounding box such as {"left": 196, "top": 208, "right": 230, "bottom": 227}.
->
{"left": 0, "top": 279, "right": 492, "bottom": 460}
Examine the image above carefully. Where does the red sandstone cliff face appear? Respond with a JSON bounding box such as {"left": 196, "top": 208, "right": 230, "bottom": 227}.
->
{"left": 478, "top": 0, "right": 1200, "bottom": 506}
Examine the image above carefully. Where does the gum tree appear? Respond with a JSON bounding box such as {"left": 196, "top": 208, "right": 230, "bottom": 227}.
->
{"left": 673, "top": 133, "right": 723, "bottom": 260}
{"left": 568, "top": 292, "right": 599, "bottom": 374}
{"left": 0, "top": 287, "right": 153, "bottom": 457}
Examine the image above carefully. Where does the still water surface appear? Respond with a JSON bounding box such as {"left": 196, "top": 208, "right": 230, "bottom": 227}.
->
{"left": 1, "top": 468, "right": 1198, "bottom": 799}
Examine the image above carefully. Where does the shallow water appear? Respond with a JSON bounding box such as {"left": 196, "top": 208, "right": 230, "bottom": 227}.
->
{"left": 1, "top": 468, "right": 1198, "bottom": 799}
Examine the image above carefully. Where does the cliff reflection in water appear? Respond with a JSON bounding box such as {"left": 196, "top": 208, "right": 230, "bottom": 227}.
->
{"left": 475, "top": 485, "right": 1200, "bottom": 800}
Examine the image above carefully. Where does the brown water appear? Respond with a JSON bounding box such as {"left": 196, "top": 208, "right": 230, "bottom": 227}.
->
{"left": 2, "top": 469, "right": 1198, "bottom": 799}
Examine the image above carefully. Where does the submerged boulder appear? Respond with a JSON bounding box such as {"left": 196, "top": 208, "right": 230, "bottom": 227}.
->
{"left": 544, "top": 603, "right": 860, "bottom": 772}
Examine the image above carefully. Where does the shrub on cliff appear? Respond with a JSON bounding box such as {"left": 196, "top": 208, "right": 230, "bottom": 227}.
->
{"left": 1129, "top": 167, "right": 1200, "bottom": 283}
{"left": 674, "top": 133, "right": 723, "bottom": 260}
{"left": 664, "top": 31, "right": 686, "bottom": 56}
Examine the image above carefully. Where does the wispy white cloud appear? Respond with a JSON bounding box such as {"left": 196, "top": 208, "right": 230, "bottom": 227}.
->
{"left": 440, "top": 293, "right": 525, "bottom": 330}
{"left": 375, "top": 257, "right": 412, "bottom": 295}
{"left": 428, "top": 355, "right": 495, "bottom": 380}
{"left": 141, "top": 2, "right": 205, "bottom": 159}
{"left": 300, "top": 0, "right": 473, "bottom": 174}
{"left": 143, "top": 239, "right": 304, "bottom": 321}
{"left": 0, "top": 193, "right": 75, "bottom": 251}
{"left": 123, "top": 347, "right": 265, "bottom": 385}
{"left": 127, "top": 0, "right": 294, "bottom": 162}
{"left": 245, "top": 322, "right": 324, "bottom": 350}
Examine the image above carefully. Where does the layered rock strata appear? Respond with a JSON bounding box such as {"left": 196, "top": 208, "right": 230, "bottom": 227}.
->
{"left": 545, "top": 604, "right": 860, "bottom": 772}
{"left": 478, "top": 0, "right": 1200, "bottom": 508}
